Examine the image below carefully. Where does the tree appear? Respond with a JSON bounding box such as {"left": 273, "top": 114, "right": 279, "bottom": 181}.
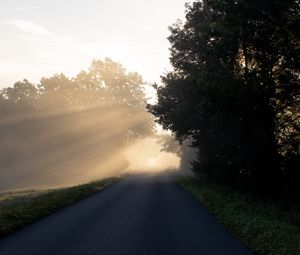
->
{"left": 1, "top": 79, "right": 38, "bottom": 107}
{"left": 0, "top": 59, "right": 153, "bottom": 190}
{"left": 149, "top": 0, "right": 299, "bottom": 197}
{"left": 38, "top": 74, "right": 76, "bottom": 109}
{"left": 74, "top": 58, "right": 153, "bottom": 138}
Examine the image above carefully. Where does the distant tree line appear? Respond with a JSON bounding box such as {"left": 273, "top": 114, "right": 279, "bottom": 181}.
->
{"left": 0, "top": 58, "right": 152, "bottom": 190}
{"left": 148, "top": 0, "right": 299, "bottom": 201}
{"left": 1, "top": 58, "right": 149, "bottom": 120}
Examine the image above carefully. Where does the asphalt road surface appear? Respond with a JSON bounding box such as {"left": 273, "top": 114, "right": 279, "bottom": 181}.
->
{"left": 0, "top": 173, "right": 253, "bottom": 255}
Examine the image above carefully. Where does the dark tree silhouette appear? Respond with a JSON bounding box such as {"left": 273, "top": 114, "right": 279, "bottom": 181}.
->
{"left": 148, "top": 0, "right": 299, "bottom": 199}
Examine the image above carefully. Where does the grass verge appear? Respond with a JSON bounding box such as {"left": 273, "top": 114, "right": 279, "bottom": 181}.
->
{"left": 0, "top": 177, "right": 119, "bottom": 238}
{"left": 178, "top": 176, "right": 300, "bottom": 255}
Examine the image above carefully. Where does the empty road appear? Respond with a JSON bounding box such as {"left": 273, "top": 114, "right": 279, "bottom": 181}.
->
{"left": 0, "top": 173, "right": 252, "bottom": 255}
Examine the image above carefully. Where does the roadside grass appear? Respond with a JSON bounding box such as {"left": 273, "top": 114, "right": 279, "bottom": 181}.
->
{"left": 178, "top": 176, "right": 300, "bottom": 255}
{"left": 0, "top": 177, "right": 119, "bottom": 237}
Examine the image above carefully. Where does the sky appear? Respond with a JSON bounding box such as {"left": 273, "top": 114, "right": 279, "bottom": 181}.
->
{"left": 0, "top": 0, "right": 188, "bottom": 93}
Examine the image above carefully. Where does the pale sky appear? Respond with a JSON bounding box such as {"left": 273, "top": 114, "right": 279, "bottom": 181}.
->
{"left": 0, "top": 0, "right": 188, "bottom": 91}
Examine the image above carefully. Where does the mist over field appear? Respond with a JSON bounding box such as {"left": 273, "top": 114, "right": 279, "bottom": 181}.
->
{"left": 0, "top": 59, "right": 182, "bottom": 192}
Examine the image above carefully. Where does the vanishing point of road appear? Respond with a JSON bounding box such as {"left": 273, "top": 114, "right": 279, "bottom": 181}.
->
{"left": 0, "top": 173, "right": 253, "bottom": 255}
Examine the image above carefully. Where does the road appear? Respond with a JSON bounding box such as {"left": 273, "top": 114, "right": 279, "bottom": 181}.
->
{"left": 0, "top": 173, "right": 252, "bottom": 255}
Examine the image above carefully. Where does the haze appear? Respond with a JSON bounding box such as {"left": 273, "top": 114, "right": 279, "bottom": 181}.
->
{"left": 0, "top": 1, "right": 194, "bottom": 191}
{"left": 0, "top": 57, "right": 185, "bottom": 191}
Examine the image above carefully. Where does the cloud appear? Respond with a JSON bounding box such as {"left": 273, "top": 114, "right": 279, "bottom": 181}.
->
{"left": 13, "top": 6, "right": 41, "bottom": 12}
{"left": 0, "top": 19, "right": 167, "bottom": 87}
{"left": 4, "top": 19, "right": 55, "bottom": 37}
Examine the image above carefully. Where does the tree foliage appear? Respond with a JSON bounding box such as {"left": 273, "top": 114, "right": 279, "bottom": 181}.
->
{"left": 148, "top": 0, "right": 300, "bottom": 198}
{"left": 0, "top": 58, "right": 152, "bottom": 189}
{"left": 0, "top": 58, "right": 152, "bottom": 138}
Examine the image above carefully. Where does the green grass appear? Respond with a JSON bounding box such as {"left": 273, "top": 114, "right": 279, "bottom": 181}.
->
{"left": 0, "top": 177, "right": 119, "bottom": 237}
{"left": 178, "top": 176, "right": 300, "bottom": 255}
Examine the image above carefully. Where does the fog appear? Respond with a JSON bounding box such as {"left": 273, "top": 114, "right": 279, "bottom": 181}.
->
{"left": 0, "top": 105, "right": 182, "bottom": 192}
{"left": 124, "top": 137, "right": 180, "bottom": 173}
{"left": 0, "top": 59, "right": 183, "bottom": 192}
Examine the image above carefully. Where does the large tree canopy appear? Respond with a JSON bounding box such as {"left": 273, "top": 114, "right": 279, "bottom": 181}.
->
{"left": 0, "top": 58, "right": 153, "bottom": 189}
{"left": 1, "top": 58, "right": 152, "bottom": 137}
{"left": 149, "top": 0, "right": 299, "bottom": 198}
